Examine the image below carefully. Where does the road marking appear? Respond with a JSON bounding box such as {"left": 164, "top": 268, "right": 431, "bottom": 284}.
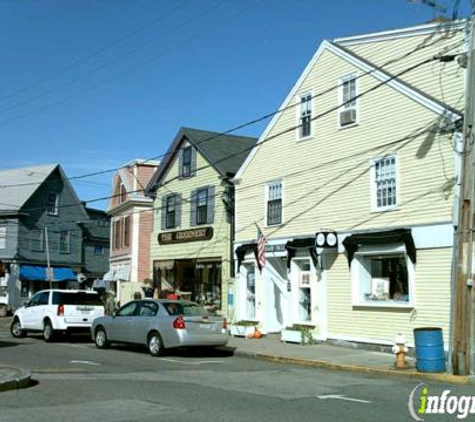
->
{"left": 70, "top": 360, "right": 101, "bottom": 366}
{"left": 56, "top": 343, "right": 89, "bottom": 349}
{"left": 317, "top": 394, "right": 372, "bottom": 404}
{"left": 158, "top": 358, "right": 223, "bottom": 365}
{"left": 0, "top": 399, "right": 183, "bottom": 422}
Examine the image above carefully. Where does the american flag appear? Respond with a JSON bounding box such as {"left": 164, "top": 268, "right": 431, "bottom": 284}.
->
{"left": 256, "top": 225, "right": 267, "bottom": 271}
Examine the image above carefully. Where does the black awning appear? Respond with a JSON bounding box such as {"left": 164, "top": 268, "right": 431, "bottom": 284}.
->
{"left": 342, "top": 229, "right": 416, "bottom": 267}
{"left": 285, "top": 238, "right": 318, "bottom": 269}
{"left": 235, "top": 243, "right": 260, "bottom": 271}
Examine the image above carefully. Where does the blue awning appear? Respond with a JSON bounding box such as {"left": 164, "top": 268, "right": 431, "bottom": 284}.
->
{"left": 19, "top": 265, "right": 76, "bottom": 282}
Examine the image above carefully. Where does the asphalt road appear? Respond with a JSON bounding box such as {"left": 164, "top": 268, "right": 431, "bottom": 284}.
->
{"left": 0, "top": 324, "right": 473, "bottom": 421}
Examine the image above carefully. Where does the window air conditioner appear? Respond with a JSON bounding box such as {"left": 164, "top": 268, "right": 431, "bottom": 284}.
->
{"left": 340, "top": 109, "right": 357, "bottom": 126}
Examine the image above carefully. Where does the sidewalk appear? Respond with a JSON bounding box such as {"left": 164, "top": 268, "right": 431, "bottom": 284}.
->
{"left": 0, "top": 366, "right": 31, "bottom": 392}
{"left": 0, "top": 317, "right": 31, "bottom": 392}
{"left": 227, "top": 335, "right": 475, "bottom": 385}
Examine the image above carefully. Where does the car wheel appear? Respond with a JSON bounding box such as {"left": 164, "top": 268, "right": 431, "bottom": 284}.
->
{"left": 95, "top": 327, "right": 110, "bottom": 349}
{"left": 43, "top": 320, "right": 55, "bottom": 342}
{"left": 10, "top": 318, "right": 26, "bottom": 338}
{"left": 148, "top": 331, "right": 165, "bottom": 357}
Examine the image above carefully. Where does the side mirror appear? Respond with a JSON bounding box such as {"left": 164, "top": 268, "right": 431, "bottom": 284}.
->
{"left": 22, "top": 300, "right": 30, "bottom": 307}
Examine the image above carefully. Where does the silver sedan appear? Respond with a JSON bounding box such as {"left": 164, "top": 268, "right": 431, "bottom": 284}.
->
{"left": 91, "top": 299, "right": 228, "bottom": 356}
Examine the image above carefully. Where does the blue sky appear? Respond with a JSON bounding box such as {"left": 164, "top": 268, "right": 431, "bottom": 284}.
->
{"left": 0, "top": 0, "right": 470, "bottom": 209}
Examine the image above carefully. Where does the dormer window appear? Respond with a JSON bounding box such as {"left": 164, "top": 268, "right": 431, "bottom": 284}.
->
{"left": 119, "top": 184, "right": 127, "bottom": 204}
{"left": 47, "top": 192, "right": 59, "bottom": 216}
{"left": 181, "top": 147, "right": 192, "bottom": 178}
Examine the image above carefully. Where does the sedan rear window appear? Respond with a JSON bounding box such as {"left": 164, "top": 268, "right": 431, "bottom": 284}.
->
{"left": 163, "top": 302, "right": 208, "bottom": 316}
{"left": 52, "top": 292, "right": 103, "bottom": 306}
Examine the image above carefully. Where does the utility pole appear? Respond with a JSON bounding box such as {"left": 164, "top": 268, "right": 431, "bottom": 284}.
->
{"left": 44, "top": 227, "right": 53, "bottom": 290}
{"left": 452, "top": 3, "right": 475, "bottom": 375}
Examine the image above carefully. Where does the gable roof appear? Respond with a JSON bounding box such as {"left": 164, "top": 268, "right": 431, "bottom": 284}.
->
{"left": 0, "top": 164, "right": 58, "bottom": 213}
{"left": 234, "top": 21, "right": 464, "bottom": 181}
{"left": 146, "top": 127, "right": 257, "bottom": 193}
{"left": 0, "top": 164, "right": 88, "bottom": 219}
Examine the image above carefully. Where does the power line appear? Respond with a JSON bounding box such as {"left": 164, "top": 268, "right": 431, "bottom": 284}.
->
{"left": 0, "top": 0, "right": 192, "bottom": 105}
{"left": 0, "top": 40, "right": 462, "bottom": 217}
{"left": 0, "top": 0, "right": 225, "bottom": 117}
{"left": 0, "top": 1, "right": 253, "bottom": 128}
{"left": 0, "top": 32, "right": 462, "bottom": 191}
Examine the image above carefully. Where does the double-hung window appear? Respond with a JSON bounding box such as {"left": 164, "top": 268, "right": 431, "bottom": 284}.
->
{"left": 371, "top": 155, "right": 397, "bottom": 211}
{"left": 339, "top": 75, "right": 357, "bottom": 126}
{"left": 166, "top": 196, "right": 176, "bottom": 229}
{"left": 299, "top": 93, "right": 312, "bottom": 139}
{"left": 59, "top": 230, "right": 71, "bottom": 254}
{"left": 196, "top": 188, "right": 208, "bottom": 225}
{"left": 47, "top": 192, "right": 59, "bottom": 216}
{"left": 266, "top": 181, "right": 283, "bottom": 226}
{"left": 181, "top": 147, "right": 192, "bottom": 178}
{"left": 123, "top": 216, "right": 130, "bottom": 247}
{"left": 31, "top": 229, "right": 44, "bottom": 252}
{"left": 119, "top": 184, "right": 127, "bottom": 204}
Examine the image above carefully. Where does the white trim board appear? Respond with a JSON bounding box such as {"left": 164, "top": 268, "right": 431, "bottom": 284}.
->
{"left": 334, "top": 20, "right": 467, "bottom": 46}
{"left": 234, "top": 36, "right": 462, "bottom": 182}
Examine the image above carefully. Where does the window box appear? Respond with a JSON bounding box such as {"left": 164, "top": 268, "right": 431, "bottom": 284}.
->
{"left": 229, "top": 320, "right": 259, "bottom": 337}
{"left": 281, "top": 324, "right": 316, "bottom": 345}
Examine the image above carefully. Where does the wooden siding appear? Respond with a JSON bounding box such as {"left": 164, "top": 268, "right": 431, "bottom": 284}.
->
{"left": 326, "top": 247, "right": 452, "bottom": 345}
{"left": 150, "top": 141, "right": 232, "bottom": 310}
{"left": 236, "top": 41, "right": 460, "bottom": 243}
{"left": 342, "top": 27, "right": 466, "bottom": 111}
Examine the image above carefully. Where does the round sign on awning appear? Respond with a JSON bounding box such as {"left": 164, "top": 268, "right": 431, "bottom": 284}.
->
{"left": 315, "top": 231, "right": 338, "bottom": 248}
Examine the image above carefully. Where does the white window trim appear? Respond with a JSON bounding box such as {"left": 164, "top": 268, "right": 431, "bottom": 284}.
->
{"left": 296, "top": 91, "right": 313, "bottom": 141}
{"left": 264, "top": 179, "right": 284, "bottom": 228}
{"left": 350, "top": 243, "right": 415, "bottom": 309}
{"left": 370, "top": 154, "right": 399, "bottom": 213}
{"left": 337, "top": 73, "right": 359, "bottom": 129}
{"left": 47, "top": 192, "right": 59, "bottom": 216}
{"left": 291, "top": 257, "right": 317, "bottom": 325}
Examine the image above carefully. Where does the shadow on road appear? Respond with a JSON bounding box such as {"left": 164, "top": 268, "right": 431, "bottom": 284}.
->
{"left": 0, "top": 340, "right": 22, "bottom": 348}
{"left": 108, "top": 343, "right": 236, "bottom": 359}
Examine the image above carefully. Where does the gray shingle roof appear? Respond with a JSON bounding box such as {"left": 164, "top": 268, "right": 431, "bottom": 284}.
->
{"left": 0, "top": 164, "right": 58, "bottom": 212}
{"left": 147, "top": 127, "right": 257, "bottom": 193}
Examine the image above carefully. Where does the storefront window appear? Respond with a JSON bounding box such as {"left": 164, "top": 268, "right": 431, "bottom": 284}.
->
{"left": 353, "top": 253, "right": 412, "bottom": 305}
{"left": 244, "top": 263, "right": 256, "bottom": 320}
{"left": 195, "top": 261, "right": 221, "bottom": 311}
{"left": 295, "top": 259, "right": 312, "bottom": 322}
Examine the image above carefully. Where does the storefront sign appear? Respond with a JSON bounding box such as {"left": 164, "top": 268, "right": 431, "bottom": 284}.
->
{"left": 158, "top": 227, "right": 214, "bottom": 245}
{"left": 265, "top": 244, "right": 286, "bottom": 253}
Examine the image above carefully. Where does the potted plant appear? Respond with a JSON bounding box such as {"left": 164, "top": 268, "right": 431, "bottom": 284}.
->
{"left": 281, "top": 324, "right": 316, "bottom": 345}
{"left": 229, "top": 320, "right": 260, "bottom": 337}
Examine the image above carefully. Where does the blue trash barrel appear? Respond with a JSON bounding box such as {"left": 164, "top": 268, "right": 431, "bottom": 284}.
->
{"left": 413, "top": 327, "right": 446, "bottom": 373}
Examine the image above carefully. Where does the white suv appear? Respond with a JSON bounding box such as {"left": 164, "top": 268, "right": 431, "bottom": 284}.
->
{"left": 10, "top": 289, "right": 105, "bottom": 341}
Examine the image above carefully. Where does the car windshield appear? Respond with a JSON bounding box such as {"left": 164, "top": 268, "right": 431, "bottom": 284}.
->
{"left": 163, "top": 302, "right": 208, "bottom": 316}
{"left": 52, "top": 292, "right": 103, "bottom": 306}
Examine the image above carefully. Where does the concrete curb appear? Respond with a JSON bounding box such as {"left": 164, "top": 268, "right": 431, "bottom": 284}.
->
{"left": 0, "top": 367, "right": 31, "bottom": 393}
{"left": 233, "top": 349, "right": 474, "bottom": 385}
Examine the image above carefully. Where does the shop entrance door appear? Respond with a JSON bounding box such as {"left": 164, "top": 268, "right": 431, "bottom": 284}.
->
{"left": 244, "top": 263, "right": 256, "bottom": 320}
{"left": 175, "top": 260, "right": 195, "bottom": 297}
